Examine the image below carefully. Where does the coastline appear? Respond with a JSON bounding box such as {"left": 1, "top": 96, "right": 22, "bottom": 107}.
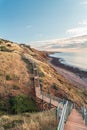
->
{"left": 48, "top": 56, "right": 87, "bottom": 89}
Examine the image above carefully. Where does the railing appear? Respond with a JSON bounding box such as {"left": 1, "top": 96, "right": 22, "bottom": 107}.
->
{"left": 57, "top": 101, "right": 73, "bottom": 130}
{"left": 41, "top": 91, "right": 62, "bottom": 102}
{"left": 81, "top": 107, "right": 87, "bottom": 126}
{"left": 57, "top": 101, "right": 68, "bottom": 130}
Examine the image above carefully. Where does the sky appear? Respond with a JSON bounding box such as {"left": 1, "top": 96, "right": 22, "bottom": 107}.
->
{"left": 0, "top": 0, "right": 87, "bottom": 47}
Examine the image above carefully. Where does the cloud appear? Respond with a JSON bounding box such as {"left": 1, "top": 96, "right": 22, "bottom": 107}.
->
{"left": 78, "top": 20, "right": 87, "bottom": 25}
{"left": 66, "top": 20, "right": 87, "bottom": 36}
{"left": 66, "top": 27, "right": 87, "bottom": 36}
{"left": 31, "top": 35, "right": 87, "bottom": 51}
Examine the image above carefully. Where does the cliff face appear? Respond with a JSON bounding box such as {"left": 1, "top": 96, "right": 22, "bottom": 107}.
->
{"left": 0, "top": 38, "right": 86, "bottom": 106}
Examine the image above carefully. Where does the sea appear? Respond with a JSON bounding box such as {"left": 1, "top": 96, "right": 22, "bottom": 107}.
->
{"left": 50, "top": 49, "right": 87, "bottom": 72}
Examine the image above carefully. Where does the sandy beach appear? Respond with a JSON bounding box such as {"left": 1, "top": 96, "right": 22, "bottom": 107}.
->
{"left": 48, "top": 56, "right": 87, "bottom": 89}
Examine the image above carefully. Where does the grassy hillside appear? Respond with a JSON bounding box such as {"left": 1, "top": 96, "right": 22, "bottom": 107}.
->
{"left": 0, "top": 38, "right": 87, "bottom": 109}
{"left": 0, "top": 38, "right": 87, "bottom": 130}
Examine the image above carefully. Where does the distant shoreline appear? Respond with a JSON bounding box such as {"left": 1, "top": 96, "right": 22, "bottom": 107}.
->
{"left": 50, "top": 56, "right": 87, "bottom": 78}
{"left": 48, "top": 56, "right": 87, "bottom": 88}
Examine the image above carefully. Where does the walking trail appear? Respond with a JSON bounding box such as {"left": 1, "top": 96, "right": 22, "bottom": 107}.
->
{"left": 64, "top": 109, "right": 87, "bottom": 130}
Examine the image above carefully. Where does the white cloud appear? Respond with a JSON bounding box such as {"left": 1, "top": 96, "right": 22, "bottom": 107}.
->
{"left": 66, "top": 27, "right": 87, "bottom": 36}
{"left": 78, "top": 20, "right": 87, "bottom": 25}
{"left": 67, "top": 19, "right": 87, "bottom": 36}
{"left": 31, "top": 35, "right": 87, "bottom": 50}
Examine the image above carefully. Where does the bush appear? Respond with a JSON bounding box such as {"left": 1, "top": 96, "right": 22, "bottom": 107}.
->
{"left": 0, "top": 73, "right": 2, "bottom": 76}
{"left": 0, "top": 100, "right": 6, "bottom": 111}
{"left": 0, "top": 46, "right": 11, "bottom": 52}
{"left": 22, "top": 57, "right": 33, "bottom": 73}
{"left": 3, "top": 120, "right": 23, "bottom": 129}
{"left": 6, "top": 75, "right": 12, "bottom": 80}
{"left": 7, "top": 44, "right": 11, "bottom": 47}
{"left": 0, "top": 99, "right": 9, "bottom": 112}
{"left": 51, "top": 83, "right": 58, "bottom": 90}
{"left": 38, "top": 69, "right": 45, "bottom": 77}
{"left": 9, "top": 95, "right": 38, "bottom": 114}
{"left": 13, "top": 85, "right": 20, "bottom": 90}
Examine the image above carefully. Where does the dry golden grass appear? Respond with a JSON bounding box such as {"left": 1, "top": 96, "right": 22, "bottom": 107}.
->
{"left": 0, "top": 38, "right": 87, "bottom": 130}
{"left": 0, "top": 109, "right": 57, "bottom": 130}
{"left": 0, "top": 45, "right": 31, "bottom": 96}
{"left": 0, "top": 38, "right": 86, "bottom": 106}
{"left": 27, "top": 54, "right": 84, "bottom": 105}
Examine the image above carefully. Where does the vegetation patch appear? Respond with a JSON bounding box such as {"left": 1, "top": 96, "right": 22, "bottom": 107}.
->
{"left": 51, "top": 83, "right": 58, "bottom": 90}
{"left": 83, "top": 91, "right": 87, "bottom": 96}
{"left": 0, "top": 95, "right": 38, "bottom": 114}
{"left": 12, "top": 85, "right": 20, "bottom": 90}
{"left": 6, "top": 75, "right": 12, "bottom": 80}
{"left": 38, "top": 69, "right": 45, "bottom": 77}
{"left": 9, "top": 95, "right": 38, "bottom": 114}
{"left": 22, "top": 57, "right": 33, "bottom": 73}
{"left": 0, "top": 46, "right": 11, "bottom": 52}
{"left": 0, "top": 99, "right": 10, "bottom": 113}
{"left": 0, "top": 73, "right": 3, "bottom": 76}
{"left": 3, "top": 120, "right": 23, "bottom": 130}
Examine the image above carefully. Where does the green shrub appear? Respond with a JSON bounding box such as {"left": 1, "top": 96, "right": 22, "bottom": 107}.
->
{"left": 3, "top": 120, "right": 23, "bottom": 129}
{"left": 38, "top": 69, "right": 45, "bottom": 77}
{"left": 29, "top": 64, "right": 33, "bottom": 73}
{"left": 6, "top": 75, "right": 12, "bottom": 80}
{"left": 0, "top": 99, "right": 9, "bottom": 112}
{"left": 7, "top": 44, "right": 11, "bottom": 47}
{"left": 0, "top": 46, "right": 11, "bottom": 52}
{"left": 0, "top": 100, "right": 6, "bottom": 111}
{"left": 0, "top": 73, "right": 2, "bottom": 76}
{"left": 13, "top": 85, "right": 20, "bottom": 90}
{"left": 82, "top": 91, "right": 87, "bottom": 96}
{"left": 22, "top": 57, "right": 33, "bottom": 73}
{"left": 51, "top": 83, "right": 58, "bottom": 90}
{"left": 9, "top": 95, "right": 38, "bottom": 114}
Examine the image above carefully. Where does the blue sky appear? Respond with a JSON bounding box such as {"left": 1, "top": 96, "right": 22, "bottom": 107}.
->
{"left": 0, "top": 0, "right": 87, "bottom": 45}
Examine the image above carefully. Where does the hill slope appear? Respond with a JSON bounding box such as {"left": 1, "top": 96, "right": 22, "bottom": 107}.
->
{"left": 0, "top": 38, "right": 87, "bottom": 107}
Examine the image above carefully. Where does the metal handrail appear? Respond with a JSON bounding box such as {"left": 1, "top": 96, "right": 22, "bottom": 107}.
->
{"left": 57, "top": 101, "right": 73, "bottom": 130}
{"left": 57, "top": 101, "right": 68, "bottom": 130}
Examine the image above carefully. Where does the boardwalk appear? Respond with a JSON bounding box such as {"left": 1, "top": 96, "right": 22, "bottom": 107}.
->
{"left": 35, "top": 86, "right": 59, "bottom": 107}
{"left": 23, "top": 53, "right": 61, "bottom": 107}
{"left": 64, "top": 109, "right": 87, "bottom": 130}
{"left": 33, "top": 61, "right": 59, "bottom": 107}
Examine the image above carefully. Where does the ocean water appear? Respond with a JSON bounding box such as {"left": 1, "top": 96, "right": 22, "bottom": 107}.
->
{"left": 50, "top": 50, "right": 87, "bottom": 71}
